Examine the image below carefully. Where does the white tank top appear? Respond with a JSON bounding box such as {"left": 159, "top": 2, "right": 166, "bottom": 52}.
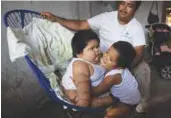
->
{"left": 106, "top": 68, "right": 140, "bottom": 105}
{"left": 62, "top": 58, "right": 106, "bottom": 90}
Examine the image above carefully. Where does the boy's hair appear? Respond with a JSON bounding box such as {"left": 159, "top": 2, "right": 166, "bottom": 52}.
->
{"left": 71, "top": 30, "right": 100, "bottom": 57}
{"left": 112, "top": 41, "right": 136, "bottom": 68}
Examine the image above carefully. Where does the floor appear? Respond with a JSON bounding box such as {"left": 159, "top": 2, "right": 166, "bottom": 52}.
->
{"left": 18, "top": 66, "right": 171, "bottom": 118}
{"left": 21, "top": 97, "right": 171, "bottom": 118}
{"left": 17, "top": 49, "right": 171, "bottom": 118}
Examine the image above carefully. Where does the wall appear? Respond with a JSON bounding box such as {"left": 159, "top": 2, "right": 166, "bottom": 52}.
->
{"left": 134, "top": 1, "right": 164, "bottom": 39}
{"left": 1, "top": 1, "right": 109, "bottom": 118}
{"left": 89, "top": 1, "right": 116, "bottom": 17}
{"left": 135, "top": 1, "right": 164, "bottom": 26}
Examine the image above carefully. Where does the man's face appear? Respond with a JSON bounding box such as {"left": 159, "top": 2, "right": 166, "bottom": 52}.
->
{"left": 118, "top": 1, "right": 136, "bottom": 23}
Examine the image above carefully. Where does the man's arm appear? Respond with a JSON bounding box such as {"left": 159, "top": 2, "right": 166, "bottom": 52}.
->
{"left": 72, "top": 61, "right": 91, "bottom": 107}
{"left": 131, "top": 45, "right": 145, "bottom": 69}
{"left": 41, "top": 12, "right": 90, "bottom": 31}
{"left": 92, "top": 74, "right": 121, "bottom": 96}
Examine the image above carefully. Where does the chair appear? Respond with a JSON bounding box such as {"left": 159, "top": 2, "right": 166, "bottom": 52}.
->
{"left": 3, "top": 9, "right": 106, "bottom": 113}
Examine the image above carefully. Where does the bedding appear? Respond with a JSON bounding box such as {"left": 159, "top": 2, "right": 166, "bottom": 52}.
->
{"left": 7, "top": 17, "right": 74, "bottom": 95}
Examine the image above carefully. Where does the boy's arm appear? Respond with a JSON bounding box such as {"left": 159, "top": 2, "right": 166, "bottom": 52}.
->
{"left": 73, "top": 61, "right": 91, "bottom": 107}
{"left": 92, "top": 74, "right": 122, "bottom": 96}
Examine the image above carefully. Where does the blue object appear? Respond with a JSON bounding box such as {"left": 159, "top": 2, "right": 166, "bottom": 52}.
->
{"left": 4, "top": 9, "right": 106, "bottom": 112}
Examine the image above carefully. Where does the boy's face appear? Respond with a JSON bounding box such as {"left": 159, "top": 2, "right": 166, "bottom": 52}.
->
{"left": 79, "top": 39, "right": 100, "bottom": 64}
{"left": 100, "top": 46, "right": 119, "bottom": 70}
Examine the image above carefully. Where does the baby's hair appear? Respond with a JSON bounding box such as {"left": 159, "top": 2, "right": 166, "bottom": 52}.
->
{"left": 71, "top": 30, "right": 100, "bottom": 57}
{"left": 112, "top": 41, "right": 136, "bottom": 69}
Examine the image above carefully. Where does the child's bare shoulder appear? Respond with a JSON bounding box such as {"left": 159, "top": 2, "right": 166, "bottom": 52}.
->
{"left": 73, "top": 60, "right": 89, "bottom": 68}
{"left": 72, "top": 60, "right": 90, "bottom": 74}
{"left": 105, "top": 73, "right": 122, "bottom": 85}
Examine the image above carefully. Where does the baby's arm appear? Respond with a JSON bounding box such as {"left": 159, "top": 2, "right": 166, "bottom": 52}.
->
{"left": 92, "top": 74, "right": 121, "bottom": 96}
{"left": 72, "top": 61, "right": 91, "bottom": 107}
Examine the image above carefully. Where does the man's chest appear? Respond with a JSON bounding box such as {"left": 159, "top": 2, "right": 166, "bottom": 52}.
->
{"left": 99, "top": 24, "right": 134, "bottom": 45}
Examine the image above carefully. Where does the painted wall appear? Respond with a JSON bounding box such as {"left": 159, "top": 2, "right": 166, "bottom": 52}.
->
{"left": 135, "top": 1, "right": 164, "bottom": 28}
{"left": 134, "top": 1, "right": 164, "bottom": 44}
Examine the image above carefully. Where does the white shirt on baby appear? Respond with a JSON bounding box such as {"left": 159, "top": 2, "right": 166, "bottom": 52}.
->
{"left": 88, "top": 11, "right": 146, "bottom": 53}
{"left": 105, "top": 68, "right": 140, "bottom": 105}
{"left": 62, "top": 58, "right": 106, "bottom": 90}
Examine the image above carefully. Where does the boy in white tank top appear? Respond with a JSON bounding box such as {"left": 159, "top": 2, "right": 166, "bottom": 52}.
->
{"left": 92, "top": 41, "right": 140, "bottom": 118}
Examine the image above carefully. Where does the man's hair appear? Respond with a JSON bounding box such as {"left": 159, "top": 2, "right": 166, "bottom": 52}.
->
{"left": 117, "top": 1, "right": 142, "bottom": 11}
{"left": 135, "top": 1, "right": 142, "bottom": 11}
{"left": 112, "top": 41, "right": 136, "bottom": 69}
{"left": 71, "top": 30, "right": 100, "bottom": 57}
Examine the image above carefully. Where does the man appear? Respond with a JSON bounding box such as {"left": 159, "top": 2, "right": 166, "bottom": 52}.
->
{"left": 41, "top": 0, "right": 151, "bottom": 114}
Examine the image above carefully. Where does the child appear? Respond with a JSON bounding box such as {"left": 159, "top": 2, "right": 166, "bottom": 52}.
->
{"left": 93, "top": 41, "right": 140, "bottom": 118}
{"left": 62, "top": 30, "right": 113, "bottom": 107}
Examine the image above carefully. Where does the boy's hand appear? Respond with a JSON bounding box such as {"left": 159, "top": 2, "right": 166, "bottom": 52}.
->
{"left": 40, "top": 12, "right": 57, "bottom": 22}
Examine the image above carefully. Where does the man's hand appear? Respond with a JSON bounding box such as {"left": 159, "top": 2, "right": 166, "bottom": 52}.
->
{"left": 131, "top": 45, "right": 145, "bottom": 69}
{"left": 41, "top": 12, "right": 57, "bottom": 22}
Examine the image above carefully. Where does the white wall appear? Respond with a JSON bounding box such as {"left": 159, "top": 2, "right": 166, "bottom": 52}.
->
{"left": 89, "top": 1, "right": 116, "bottom": 17}
{"left": 134, "top": 1, "right": 164, "bottom": 40}
{"left": 135, "top": 1, "right": 164, "bottom": 26}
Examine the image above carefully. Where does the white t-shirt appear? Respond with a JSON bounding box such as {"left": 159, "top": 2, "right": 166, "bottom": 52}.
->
{"left": 105, "top": 68, "right": 140, "bottom": 105}
{"left": 62, "top": 58, "right": 106, "bottom": 90}
{"left": 88, "top": 11, "right": 146, "bottom": 53}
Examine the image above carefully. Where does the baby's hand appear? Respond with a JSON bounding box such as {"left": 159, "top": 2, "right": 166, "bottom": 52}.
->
{"left": 91, "top": 97, "right": 100, "bottom": 107}
{"left": 65, "top": 90, "right": 77, "bottom": 102}
{"left": 40, "top": 12, "right": 57, "bottom": 22}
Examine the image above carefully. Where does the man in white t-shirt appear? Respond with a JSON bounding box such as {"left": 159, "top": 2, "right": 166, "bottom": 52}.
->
{"left": 41, "top": 0, "right": 151, "bottom": 113}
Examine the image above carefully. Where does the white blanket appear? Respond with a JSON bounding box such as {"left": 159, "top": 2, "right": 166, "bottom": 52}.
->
{"left": 7, "top": 17, "right": 74, "bottom": 95}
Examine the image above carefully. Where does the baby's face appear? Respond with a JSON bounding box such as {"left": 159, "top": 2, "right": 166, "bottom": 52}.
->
{"left": 79, "top": 39, "right": 101, "bottom": 64}
{"left": 100, "top": 47, "right": 119, "bottom": 70}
